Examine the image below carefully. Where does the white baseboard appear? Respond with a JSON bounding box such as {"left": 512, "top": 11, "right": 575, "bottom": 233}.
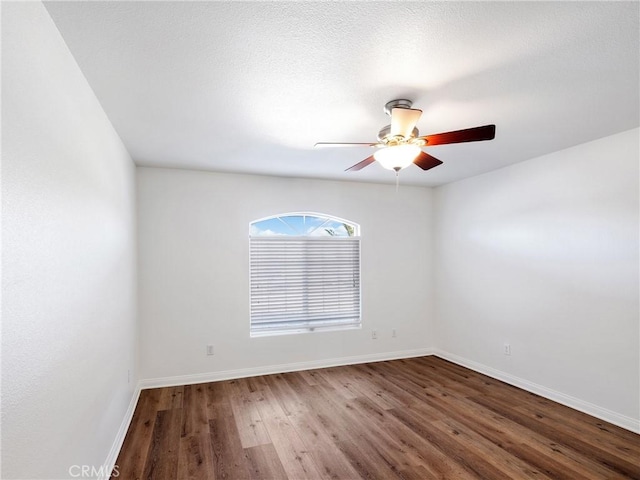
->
{"left": 101, "top": 385, "right": 142, "bottom": 480}
{"left": 139, "top": 347, "right": 435, "bottom": 390}
{"left": 433, "top": 349, "right": 640, "bottom": 434}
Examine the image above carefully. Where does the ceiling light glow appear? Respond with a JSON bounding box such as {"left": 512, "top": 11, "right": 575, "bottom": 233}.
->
{"left": 374, "top": 144, "right": 421, "bottom": 171}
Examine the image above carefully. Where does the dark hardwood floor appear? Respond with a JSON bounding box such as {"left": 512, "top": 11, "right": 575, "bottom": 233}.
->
{"left": 113, "top": 356, "right": 640, "bottom": 479}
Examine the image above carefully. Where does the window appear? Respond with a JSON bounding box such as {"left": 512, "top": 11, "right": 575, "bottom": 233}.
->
{"left": 249, "top": 213, "right": 361, "bottom": 336}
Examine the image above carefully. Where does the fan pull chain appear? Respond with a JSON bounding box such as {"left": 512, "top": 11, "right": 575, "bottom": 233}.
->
{"left": 395, "top": 169, "right": 400, "bottom": 193}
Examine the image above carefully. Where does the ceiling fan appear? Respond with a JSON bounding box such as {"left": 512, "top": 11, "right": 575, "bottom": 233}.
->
{"left": 315, "top": 99, "right": 496, "bottom": 173}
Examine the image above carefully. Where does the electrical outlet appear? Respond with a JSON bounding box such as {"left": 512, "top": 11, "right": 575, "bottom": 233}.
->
{"left": 372, "top": 330, "right": 378, "bottom": 340}
{"left": 392, "top": 329, "right": 397, "bottom": 338}
{"left": 206, "top": 345, "right": 214, "bottom": 356}
{"left": 503, "top": 343, "right": 511, "bottom": 355}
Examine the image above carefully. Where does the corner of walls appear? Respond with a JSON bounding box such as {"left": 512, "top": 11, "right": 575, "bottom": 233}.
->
{"left": 430, "top": 183, "right": 443, "bottom": 351}
{"left": 424, "top": 184, "right": 439, "bottom": 351}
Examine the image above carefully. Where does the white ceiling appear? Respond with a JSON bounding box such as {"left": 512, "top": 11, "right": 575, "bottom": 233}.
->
{"left": 45, "top": 1, "right": 639, "bottom": 187}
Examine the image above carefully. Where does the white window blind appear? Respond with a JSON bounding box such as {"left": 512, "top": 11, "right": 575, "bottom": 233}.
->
{"left": 250, "top": 236, "right": 361, "bottom": 336}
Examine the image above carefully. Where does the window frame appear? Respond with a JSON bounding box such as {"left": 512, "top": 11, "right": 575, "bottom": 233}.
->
{"left": 249, "top": 212, "right": 361, "bottom": 337}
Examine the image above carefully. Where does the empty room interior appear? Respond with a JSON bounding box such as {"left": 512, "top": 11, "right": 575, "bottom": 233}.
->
{"left": 2, "top": 1, "right": 640, "bottom": 479}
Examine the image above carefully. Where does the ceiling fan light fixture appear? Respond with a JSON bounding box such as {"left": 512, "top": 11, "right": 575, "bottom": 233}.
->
{"left": 317, "top": 99, "right": 496, "bottom": 174}
{"left": 374, "top": 144, "right": 421, "bottom": 171}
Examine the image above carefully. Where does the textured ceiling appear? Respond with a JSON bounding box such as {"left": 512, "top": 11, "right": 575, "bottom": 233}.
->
{"left": 45, "top": 1, "right": 639, "bottom": 187}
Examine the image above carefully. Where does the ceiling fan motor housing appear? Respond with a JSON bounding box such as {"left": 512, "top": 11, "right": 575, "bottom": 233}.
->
{"left": 383, "top": 99, "right": 413, "bottom": 116}
{"left": 377, "top": 125, "right": 420, "bottom": 143}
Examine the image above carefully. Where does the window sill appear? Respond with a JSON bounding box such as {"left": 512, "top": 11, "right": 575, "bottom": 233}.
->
{"left": 250, "top": 323, "right": 361, "bottom": 338}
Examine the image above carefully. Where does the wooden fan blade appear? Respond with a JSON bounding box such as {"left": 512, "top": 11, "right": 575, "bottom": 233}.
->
{"left": 315, "top": 142, "right": 376, "bottom": 148}
{"left": 421, "top": 124, "right": 496, "bottom": 146}
{"left": 413, "top": 151, "right": 444, "bottom": 171}
{"left": 345, "top": 155, "right": 375, "bottom": 171}
{"left": 390, "top": 108, "right": 423, "bottom": 138}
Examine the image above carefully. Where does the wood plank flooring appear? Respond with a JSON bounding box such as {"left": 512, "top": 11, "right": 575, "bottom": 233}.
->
{"left": 112, "top": 356, "right": 640, "bottom": 479}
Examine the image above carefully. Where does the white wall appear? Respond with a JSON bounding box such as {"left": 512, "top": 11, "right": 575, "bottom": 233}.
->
{"left": 2, "top": 3, "right": 138, "bottom": 478}
{"left": 434, "top": 129, "right": 640, "bottom": 430}
{"left": 137, "top": 168, "right": 434, "bottom": 381}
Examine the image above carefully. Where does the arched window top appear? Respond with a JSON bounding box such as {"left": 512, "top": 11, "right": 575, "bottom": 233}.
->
{"left": 250, "top": 212, "right": 359, "bottom": 238}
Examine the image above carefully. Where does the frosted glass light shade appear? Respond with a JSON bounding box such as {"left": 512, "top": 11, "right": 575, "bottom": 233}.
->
{"left": 374, "top": 144, "right": 421, "bottom": 171}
